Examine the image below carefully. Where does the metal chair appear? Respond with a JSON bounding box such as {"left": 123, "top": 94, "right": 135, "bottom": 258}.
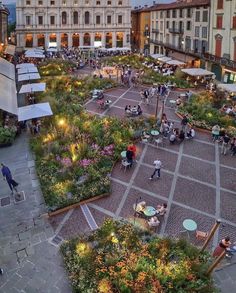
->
{"left": 120, "top": 159, "right": 131, "bottom": 172}
{"left": 196, "top": 230, "right": 208, "bottom": 240}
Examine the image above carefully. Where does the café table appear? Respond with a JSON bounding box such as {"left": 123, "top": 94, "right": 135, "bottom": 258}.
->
{"left": 180, "top": 219, "right": 197, "bottom": 238}
{"left": 121, "top": 151, "right": 127, "bottom": 159}
{"left": 169, "top": 99, "right": 176, "bottom": 108}
{"left": 143, "top": 206, "right": 156, "bottom": 217}
{"left": 151, "top": 130, "right": 159, "bottom": 137}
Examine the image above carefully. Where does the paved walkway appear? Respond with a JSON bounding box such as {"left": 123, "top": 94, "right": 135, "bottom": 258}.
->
{"left": 0, "top": 133, "right": 71, "bottom": 293}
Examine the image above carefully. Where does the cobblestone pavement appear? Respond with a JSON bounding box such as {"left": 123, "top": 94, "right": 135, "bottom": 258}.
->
{"left": 50, "top": 86, "right": 236, "bottom": 292}
{"left": 0, "top": 133, "right": 71, "bottom": 293}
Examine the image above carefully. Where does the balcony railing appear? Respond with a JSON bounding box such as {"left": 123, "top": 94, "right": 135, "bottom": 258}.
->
{"left": 169, "top": 27, "right": 184, "bottom": 34}
{"left": 203, "top": 53, "right": 236, "bottom": 69}
{"left": 152, "top": 28, "right": 159, "bottom": 33}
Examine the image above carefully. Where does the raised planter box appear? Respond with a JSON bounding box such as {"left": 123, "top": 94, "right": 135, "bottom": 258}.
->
{"left": 0, "top": 142, "right": 12, "bottom": 148}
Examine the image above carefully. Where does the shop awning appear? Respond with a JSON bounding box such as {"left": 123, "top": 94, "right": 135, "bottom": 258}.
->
{"left": 181, "top": 68, "right": 214, "bottom": 76}
{"left": 169, "top": 52, "right": 195, "bottom": 63}
{"left": 16, "top": 63, "right": 36, "bottom": 69}
{"left": 18, "top": 103, "right": 53, "bottom": 121}
{"left": 19, "top": 83, "right": 46, "bottom": 94}
{"left": 5, "top": 44, "right": 16, "bottom": 56}
{"left": 0, "top": 57, "right": 15, "bottom": 80}
{"left": 18, "top": 67, "right": 39, "bottom": 75}
{"left": 151, "top": 54, "right": 165, "bottom": 59}
{"left": 166, "top": 59, "right": 185, "bottom": 66}
{"left": 18, "top": 73, "right": 41, "bottom": 82}
{"left": 218, "top": 84, "right": 236, "bottom": 93}
{"left": 0, "top": 74, "right": 18, "bottom": 115}
{"left": 25, "top": 53, "right": 45, "bottom": 58}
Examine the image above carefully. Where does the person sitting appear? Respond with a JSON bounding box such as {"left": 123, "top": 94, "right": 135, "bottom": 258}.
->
{"left": 176, "top": 98, "right": 182, "bottom": 106}
{"left": 156, "top": 203, "right": 167, "bottom": 216}
{"left": 137, "top": 105, "right": 142, "bottom": 115}
{"left": 178, "top": 130, "right": 185, "bottom": 143}
{"left": 127, "top": 144, "right": 137, "bottom": 160}
{"left": 148, "top": 216, "right": 160, "bottom": 228}
{"left": 226, "top": 106, "right": 233, "bottom": 115}
{"left": 187, "top": 127, "right": 195, "bottom": 139}
{"left": 169, "top": 133, "right": 176, "bottom": 144}
{"left": 213, "top": 236, "right": 231, "bottom": 257}
{"left": 212, "top": 124, "right": 220, "bottom": 142}
{"left": 135, "top": 201, "right": 146, "bottom": 214}
{"left": 126, "top": 149, "right": 134, "bottom": 166}
{"left": 125, "top": 105, "right": 131, "bottom": 114}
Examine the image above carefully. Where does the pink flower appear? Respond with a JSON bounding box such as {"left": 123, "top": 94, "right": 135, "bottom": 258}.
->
{"left": 61, "top": 157, "right": 72, "bottom": 167}
{"left": 79, "top": 159, "right": 93, "bottom": 167}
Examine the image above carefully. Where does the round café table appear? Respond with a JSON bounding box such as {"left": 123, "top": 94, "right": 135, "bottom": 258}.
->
{"left": 143, "top": 206, "right": 156, "bottom": 217}
{"left": 151, "top": 130, "right": 159, "bottom": 136}
{"left": 169, "top": 99, "right": 176, "bottom": 108}
{"left": 181, "top": 219, "right": 197, "bottom": 238}
{"left": 121, "top": 151, "right": 127, "bottom": 159}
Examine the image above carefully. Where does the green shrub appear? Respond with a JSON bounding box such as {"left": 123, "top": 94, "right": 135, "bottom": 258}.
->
{"left": 0, "top": 127, "right": 16, "bottom": 144}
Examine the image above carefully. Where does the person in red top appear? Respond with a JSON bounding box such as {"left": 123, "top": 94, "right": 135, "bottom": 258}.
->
{"left": 213, "top": 236, "right": 231, "bottom": 257}
{"left": 127, "top": 144, "right": 137, "bottom": 159}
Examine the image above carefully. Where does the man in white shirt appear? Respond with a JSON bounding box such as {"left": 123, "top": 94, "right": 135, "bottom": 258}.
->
{"left": 149, "top": 159, "right": 162, "bottom": 180}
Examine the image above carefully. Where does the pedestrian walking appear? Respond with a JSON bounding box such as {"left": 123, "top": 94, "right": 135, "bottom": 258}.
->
{"left": 221, "top": 134, "right": 230, "bottom": 155}
{"left": 1, "top": 163, "right": 19, "bottom": 195}
{"left": 149, "top": 159, "right": 162, "bottom": 180}
{"left": 181, "top": 115, "right": 188, "bottom": 134}
{"left": 0, "top": 268, "right": 3, "bottom": 275}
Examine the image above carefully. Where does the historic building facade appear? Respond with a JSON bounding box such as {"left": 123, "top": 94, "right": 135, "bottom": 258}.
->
{"left": 206, "top": 0, "right": 236, "bottom": 82}
{"left": 148, "top": 0, "right": 210, "bottom": 67}
{"left": 0, "top": 2, "right": 9, "bottom": 46}
{"left": 16, "top": 0, "right": 131, "bottom": 50}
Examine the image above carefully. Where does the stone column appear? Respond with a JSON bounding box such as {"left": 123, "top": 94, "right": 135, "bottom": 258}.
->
{"left": 101, "top": 32, "right": 105, "bottom": 47}
{"left": 112, "top": 31, "right": 116, "bottom": 48}
{"left": 68, "top": 32, "right": 72, "bottom": 48}
{"left": 45, "top": 34, "right": 49, "bottom": 49}
{"left": 80, "top": 33, "right": 83, "bottom": 46}
{"left": 57, "top": 33, "right": 61, "bottom": 49}
{"left": 90, "top": 32, "right": 95, "bottom": 47}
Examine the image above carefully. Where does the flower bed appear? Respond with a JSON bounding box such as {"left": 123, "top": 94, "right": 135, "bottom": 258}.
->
{"left": 39, "top": 60, "right": 76, "bottom": 76}
{"left": 61, "top": 219, "right": 216, "bottom": 293}
{"left": 178, "top": 92, "right": 236, "bottom": 136}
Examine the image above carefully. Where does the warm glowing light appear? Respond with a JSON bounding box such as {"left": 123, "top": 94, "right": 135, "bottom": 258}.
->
{"left": 58, "top": 119, "right": 66, "bottom": 127}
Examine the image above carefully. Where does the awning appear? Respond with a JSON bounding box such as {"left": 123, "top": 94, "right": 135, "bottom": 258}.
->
{"left": 0, "top": 57, "right": 15, "bottom": 80}
{"left": 18, "top": 73, "right": 41, "bottom": 82}
{"left": 218, "top": 84, "right": 236, "bottom": 93}
{"left": 16, "top": 63, "right": 36, "bottom": 69}
{"left": 166, "top": 59, "right": 185, "bottom": 66}
{"left": 158, "top": 56, "right": 172, "bottom": 63}
{"left": 5, "top": 45, "right": 16, "bottom": 56}
{"left": 18, "top": 67, "right": 39, "bottom": 75}
{"left": 151, "top": 54, "right": 164, "bottom": 59}
{"left": 25, "top": 48, "right": 44, "bottom": 54}
{"left": 19, "top": 83, "right": 46, "bottom": 94}
{"left": 47, "top": 48, "right": 57, "bottom": 52}
{"left": 18, "top": 103, "right": 53, "bottom": 121}
{"left": 0, "top": 74, "right": 18, "bottom": 115}
{"left": 25, "top": 53, "right": 45, "bottom": 58}
{"left": 181, "top": 68, "right": 214, "bottom": 76}
{"left": 169, "top": 52, "right": 195, "bottom": 63}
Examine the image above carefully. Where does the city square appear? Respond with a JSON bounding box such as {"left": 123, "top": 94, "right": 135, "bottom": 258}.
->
{"left": 0, "top": 0, "right": 236, "bottom": 292}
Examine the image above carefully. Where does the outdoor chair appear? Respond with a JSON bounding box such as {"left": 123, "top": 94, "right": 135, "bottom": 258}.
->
{"left": 196, "top": 230, "right": 208, "bottom": 241}
{"left": 155, "top": 138, "right": 164, "bottom": 148}
{"left": 120, "top": 159, "right": 131, "bottom": 172}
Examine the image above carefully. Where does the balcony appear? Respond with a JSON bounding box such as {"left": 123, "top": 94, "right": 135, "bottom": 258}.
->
{"left": 169, "top": 27, "right": 184, "bottom": 34}
{"left": 203, "top": 53, "right": 236, "bottom": 70}
{"left": 152, "top": 28, "right": 159, "bottom": 33}
{"left": 150, "top": 39, "right": 164, "bottom": 46}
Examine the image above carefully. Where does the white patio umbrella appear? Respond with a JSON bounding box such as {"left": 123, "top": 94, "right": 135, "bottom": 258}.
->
{"left": 158, "top": 56, "right": 172, "bottom": 63}
{"left": 18, "top": 103, "right": 53, "bottom": 121}
{"left": 181, "top": 68, "right": 214, "bottom": 76}
{"left": 166, "top": 60, "right": 185, "bottom": 66}
{"left": 25, "top": 53, "right": 45, "bottom": 59}
{"left": 18, "top": 73, "right": 41, "bottom": 82}
{"left": 218, "top": 84, "right": 236, "bottom": 93}
{"left": 151, "top": 54, "right": 164, "bottom": 59}
{"left": 47, "top": 48, "right": 58, "bottom": 52}
{"left": 16, "top": 63, "right": 36, "bottom": 69}
{"left": 18, "top": 67, "right": 39, "bottom": 75}
{"left": 19, "top": 83, "right": 46, "bottom": 94}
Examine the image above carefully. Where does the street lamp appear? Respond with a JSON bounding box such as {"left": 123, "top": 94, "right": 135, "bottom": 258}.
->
{"left": 181, "top": 39, "right": 186, "bottom": 63}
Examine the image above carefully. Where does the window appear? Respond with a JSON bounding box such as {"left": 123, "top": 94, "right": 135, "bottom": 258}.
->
{"left": 62, "top": 0, "right": 66, "bottom": 5}
{"left": 202, "top": 10, "right": 208, "bottom": 22}
{"left": 166, "top": 10, "right": 170, "bottom": 18}
{"left": 233, "top": 16, "right": 236, "bottom": 29}
{"left": 96, "top": 1, "right": 100, "bottom": 4}
{"left": 73, "top": 11, "right": 78, "bottom": 24}
{"left": 195, "top": 26, "right": 200, "bottom": 37}
{"left": 50, "top": 0, "right": 55, "bottom": 5}
{"left": 26, "top": 0, "right": 31, "bottom": 5}
{"left": 172, "top": 10, "right": 176, "bottom": 18}
{"left": 38, "top": 16, "right": 43, "bottom": 25}
{"left": 186, "top": 21, "right": 191, "bottom": 31}
{"left": 74, "top": 0, "right": 78, "bottom": 4}
{"left": 38, "top": 0, "right": 43, "bottom": 5}
{"left": 160, "top": 11, "right": 163, "bottom": 18}
{"left": 166, "top": 21, "right": 169, "bottom": 29}
{"left": 179, "top": 9, "right": 183, "bottom": 18}
{"left": 187, "top": 8, "right": 191, "bottom": 18}
{"left": 85, "top": 11, "right": 90, "bottom": 24}
{"left": 107, "top": 15, "right": 111, "bottom": 24}
{"left": 202, "top": 27, "right": 207, "bottom": 38}
{"left": 215, "top": 36, "right": 222, "bottom": 57}
{"left": 118, "top": 15, "right": 122, "bottom": 24}
{"left": 195, "top": 11, "right": 200, "bottom": 22}
{"left": 96, "top": 15, "right": 100, "bottom": 24}
{"left": 85, "top": 0, "right": 89, "bottom": 4}
{"left": 26, "top": 15, "right": 31, "bottom": 25}
{"left": 217, "top": 0, "right": 223, "bottom": 10}
{"left": 216, "top": 15, "right": 223, "bottom": 29}
{"left": 62, "top": 11, "right": 67, "bottom": 25}
{"left": 107, "top": 0, "right": 111, "bottom": 4}
{"left": 118, "top": 0, "right": 122, "bottom": 5}
{"left": 50, "top": 15, "right": 55, "bottom": 25}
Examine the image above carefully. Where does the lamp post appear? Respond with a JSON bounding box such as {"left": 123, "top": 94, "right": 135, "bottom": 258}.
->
{"left": 200, "top": 219, "right": 221, "bottom": 253}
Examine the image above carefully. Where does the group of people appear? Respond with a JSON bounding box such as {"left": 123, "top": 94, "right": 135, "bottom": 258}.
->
{"left": 213, "top": 236, "right": 236, "bottom": 258}
{"left": 142, "top": 61, "right": 178, "bottom": 77}
{"left": 135, "top": 201, "right": 168, "bottom": 229}
{"left": 212, "top": 124, "right": 236, "bottom": 156}
{"left": 125, "top": 144, "right": 137, "bottom": 167}
{"left": 125, "top": 104, "right": 142, "bottom": 116}
{"left": 221, "top": 104, "right": 236, "bottom": 117}
{"left": 140, "top": 84, "right": 170, "bottom": 104}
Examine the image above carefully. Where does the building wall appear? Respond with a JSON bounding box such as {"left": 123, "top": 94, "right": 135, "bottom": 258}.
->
{"left": 0, "top": 7, "right": 9, "bottom": 45}
{"left": 16, "top": 0, "right": 131, "bottom": 49}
